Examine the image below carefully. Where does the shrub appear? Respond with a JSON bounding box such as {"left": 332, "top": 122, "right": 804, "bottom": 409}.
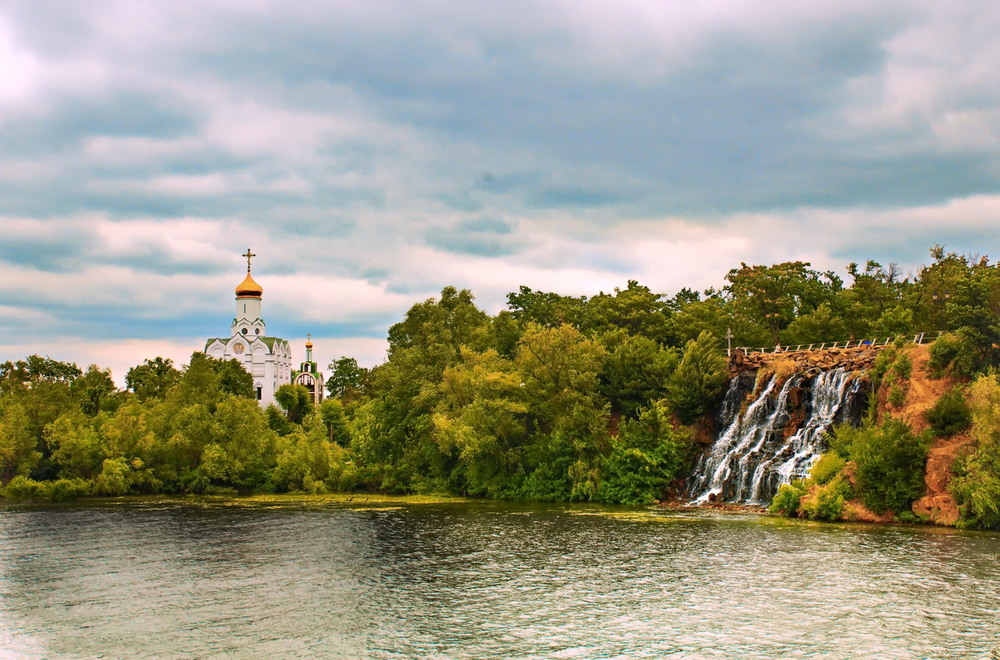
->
{"left": 596, "top": 403, "right": 686, "bottom": 505}
{"left": 3, "top": 475, "right": 42, "bottom": 499}
{"left": 889, "top": 385, "right": 906, "bottom": 408}
{"left": 848, "top": 417, "right": 930, "bottom": 514}
{"left": 769, "top": 480, "right": 807, "bottom": 517}
{"left": 809, "top": 452, "right": 846, "bottom": 486}
{"left": 929, "top": 333, "right": 962, "bottom": 376}
{"left": 925, "top": 391, "right": 972, "bottom": 437}
{"left": 892, "top": 353, "right": 912, "bottom": 381}
{"left": 47, "top": 478, "right": 91, "bottom": 502}
{"left": 2, "top": 475, "right": 91, "bottom": 501}
{"left": 951, "top": 375, "right": 1000, "bottom": 529}
{"left": 929, "top": 331, "right": 984, "bottom": 378}
{"left": 93, "top": 458, "right": 132, "bottom": 496}
{"left": 800, "top": 478, "right": 849, "bottom": 521}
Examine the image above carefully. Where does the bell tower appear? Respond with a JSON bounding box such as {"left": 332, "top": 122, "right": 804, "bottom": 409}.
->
{"left": 232, "top": 248, "right": 266, "bottom": 338}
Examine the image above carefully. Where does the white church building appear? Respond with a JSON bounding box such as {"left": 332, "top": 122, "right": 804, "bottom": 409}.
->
{"left": 205, "top": 250, "right": 293, "bottom": 407}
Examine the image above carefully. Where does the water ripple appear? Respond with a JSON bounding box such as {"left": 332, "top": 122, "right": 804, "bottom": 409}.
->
{"left": 0, "top": 502, "right": 998, "bottom": 658}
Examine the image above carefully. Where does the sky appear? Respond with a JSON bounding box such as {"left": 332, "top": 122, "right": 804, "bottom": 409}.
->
{"left": 1, "top": 0, "right": 999, "bottom": 383}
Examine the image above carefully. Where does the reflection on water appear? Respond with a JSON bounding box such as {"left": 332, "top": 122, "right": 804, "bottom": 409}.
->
{"left": 0, "top": 500, "right": 998, "bottom": 659}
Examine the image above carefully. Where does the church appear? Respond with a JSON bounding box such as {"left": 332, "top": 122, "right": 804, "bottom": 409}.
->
{"left": 205, "top": 250, "right": 323, "bottom": 408}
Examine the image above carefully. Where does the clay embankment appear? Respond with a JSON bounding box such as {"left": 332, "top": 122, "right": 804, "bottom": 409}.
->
{"left": 894, "top": 345, "right": 972, "bottom": 526}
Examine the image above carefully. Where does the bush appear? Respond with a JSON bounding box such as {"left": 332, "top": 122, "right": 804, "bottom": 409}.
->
{"left": 809, "top": 452, "right": 846, "bottom": 486}
{"left": 929, "top": 331, "right": 983, "bottom": 378}
{"left": 3, "top": 475, "right": 91, "bottom": 501}
{"left": 800, "top": 478, "right": 849, "bottom": 521}
{"left": 925, "top": 391, "right": 972, "bottom": 437}
{"left": 596, "top": 403, "right": 687, "bottom": 505}
{"left": 951, "top": 375, "right": 1000, "bottom": 529}
{"left": 847, "top": 418, "right": 930, "bottom": 514}
{"left": 929, "top": 333, "right": 962, "bottom": 376}
{"left": 2, "top": 475, "right": 42, "bottom": 499}
{"left": 889, "top": 385, "right": 906, "bottom": 407}
{"left": 769, "top": 480, "right": 807, "bottom": 517}
{"left": 892, "top": 353, "right": 912, "bottom": 381}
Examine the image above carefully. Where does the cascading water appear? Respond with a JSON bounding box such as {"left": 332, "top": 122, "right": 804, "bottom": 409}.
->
{"left": 688, "top": 368, "right": 867, "bottom": 506}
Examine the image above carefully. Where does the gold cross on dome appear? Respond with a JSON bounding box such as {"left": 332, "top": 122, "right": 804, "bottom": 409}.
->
{"left": 242, "top": 248, "right": 256, "bottom": 272}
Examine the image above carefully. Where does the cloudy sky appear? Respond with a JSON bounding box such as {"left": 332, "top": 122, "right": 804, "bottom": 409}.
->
{"left": 1, "top": 1, "right": 998, "bottom": 382}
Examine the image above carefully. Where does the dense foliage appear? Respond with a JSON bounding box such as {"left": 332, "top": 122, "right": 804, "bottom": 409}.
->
{"left": 3, "top": 247, "right": 1000, "bottom": 510}
{"left": 952, "top": 376, "right": 1000, "bottom": 529}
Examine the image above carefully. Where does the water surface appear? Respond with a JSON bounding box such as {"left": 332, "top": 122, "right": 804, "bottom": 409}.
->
{"left": 0, "top": 498, "right": 998, "bottom": 658}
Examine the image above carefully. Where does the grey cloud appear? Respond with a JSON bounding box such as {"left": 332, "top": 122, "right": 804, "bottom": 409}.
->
{"left": 424, "top": 215, "right": 522, "bottom": 256}
{"left": 0, "top": 227, "right": 95, "bottom": 272}
{"left": 0, "top": 0, "right": 997, "bottom": 356}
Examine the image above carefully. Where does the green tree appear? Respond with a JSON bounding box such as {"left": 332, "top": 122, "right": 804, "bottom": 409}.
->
{"left": 725, "top": 262, "right": 841, "bottom": 344}
{"left": 358, "top": 286, "right": 493, "bottom": 492}
{"left": 506, "top": 286, "right": 588, "bottom": 329}
{"left": 584, "top": 280, "right": 672, "bottom": 344}
{"left": 0, "top": 401, "right": 40, "bottom": 483}
{"left": 212, "top": 358, "right": 255, "bottom": 399}
{"left": 45, "top": 412, "right": 103, "bottom": 480}
{"left": 839, "top": 260, "right": 905, "bottom": 338}
{"left": 599, "top": 333, "right": 679, "bottom": 419}
{"left": 781, "top": 303, "right": 847, "bottom": 346}
{"left": 325, "top": 357, "right": 369, "bottom": 401}
{"left": 275, "top": 384, "right": 313, "bottom": 425}
{"left": 169, "top": 353, "right": 223, "bottom": 410}
{"left": 125, "top": 357, "right": 180, "bottom": 401}
{"left": 666, "top": 331, "right": 728, "bottom": 424}
{"left": 272, "top": 413, "right": 341, "bottom": 493}
{"left": 71, "top": 364, "right": 120, "bottom": 416}
{"left": 432, "top": 347, "right": 528, "bottom": 497}
{"left": 319, "top": 399, "right": 352, "bottom": 445}
{"left": 202, "top": 396, "right": 276, "bottom": 491}
{"left": 0, "top": 355, "right": 82, "bottom": 468}
{"left": 515, "top": 324, "right": 609, "bottom": 500}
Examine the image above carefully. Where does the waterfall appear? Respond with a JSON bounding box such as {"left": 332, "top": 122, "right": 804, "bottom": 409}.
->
{"left": 687, "top": 368, "right": 866, "bottom": 506}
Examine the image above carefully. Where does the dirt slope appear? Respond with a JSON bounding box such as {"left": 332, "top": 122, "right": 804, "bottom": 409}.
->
{"left": 894, "top": 345, "right": 973, "bottom": 525}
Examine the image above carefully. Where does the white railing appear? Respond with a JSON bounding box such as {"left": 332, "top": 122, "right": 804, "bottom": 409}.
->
{"left": 732, "top": 331, "right": 943, "bottom": 356}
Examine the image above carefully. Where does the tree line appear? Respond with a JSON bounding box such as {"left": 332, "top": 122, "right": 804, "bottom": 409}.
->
{"left": 2, "top": 247, "right": 999, "bottom": 523}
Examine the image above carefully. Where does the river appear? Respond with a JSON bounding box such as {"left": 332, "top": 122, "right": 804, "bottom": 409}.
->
{"left": 0, "top": 497, "right": 998, "bottom": 659}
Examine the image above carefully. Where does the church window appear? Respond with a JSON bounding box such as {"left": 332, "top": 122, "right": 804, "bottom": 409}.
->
{"left": 241, "top": 328, "right": 248, "bottom": 334}
{"left": 244, "top": 304, "right": 247, "bottom": 313}
{"left": 256, "top": 386, "right": 262, "bottom": 400}
{"left": 255, "top": 328, "right": 260, "bottom": 335}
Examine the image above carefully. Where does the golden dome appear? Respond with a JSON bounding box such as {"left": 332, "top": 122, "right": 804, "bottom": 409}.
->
{"left": 305, "top": 339, "right": 313, "bottom": 349}
{"left": 235, "top": 272, "right": 263, "bottom": 298}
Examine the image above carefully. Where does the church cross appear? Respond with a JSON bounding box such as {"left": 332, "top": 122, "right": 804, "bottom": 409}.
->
{"left": 242, "top": 248, "right": 256, "bottom": 272}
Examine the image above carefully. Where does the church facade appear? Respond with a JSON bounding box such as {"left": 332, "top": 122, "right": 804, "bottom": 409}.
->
{"left": 205, "top": 250, "right": 293, "bottom": 408}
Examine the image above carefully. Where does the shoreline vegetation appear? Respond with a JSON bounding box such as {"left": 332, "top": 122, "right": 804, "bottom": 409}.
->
{"left": 2, "top": 246, "right": 999, "bottom": 530}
